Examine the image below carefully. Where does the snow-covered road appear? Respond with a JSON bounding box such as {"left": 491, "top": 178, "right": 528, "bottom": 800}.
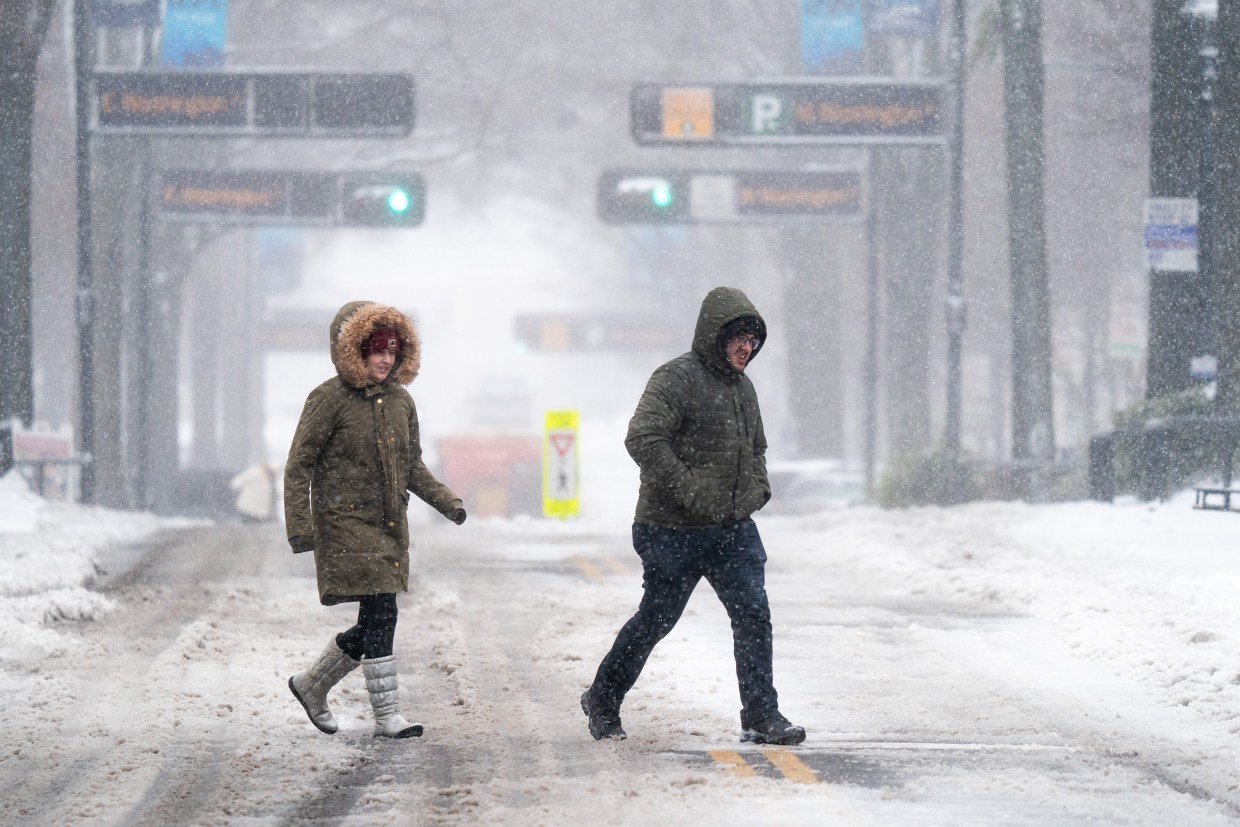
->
{"left": 3, "top": 482, "right": 1240, "bottom": 825}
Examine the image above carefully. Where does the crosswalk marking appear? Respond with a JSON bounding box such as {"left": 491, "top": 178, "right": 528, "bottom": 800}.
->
{"left": 761, "top": 747, "right": 818, "bottom": 784}
{"left": 572, "top": 555, "right": 604, "bottom": 581}
{"left": 708, "top": 749, "right": 756, "bottom": 777}
{"left": 600, "top": 556, "right": 630, "bottom": 575}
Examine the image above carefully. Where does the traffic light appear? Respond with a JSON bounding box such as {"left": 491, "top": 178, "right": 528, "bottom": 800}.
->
{"left": 339, "top": 173, "right": 425, "bottom": 227}
{"left": 598, "top": 168, "right": 868, "bottom": 225}
{"left": 597, "top": 170, "right": 688, "bottom": 224}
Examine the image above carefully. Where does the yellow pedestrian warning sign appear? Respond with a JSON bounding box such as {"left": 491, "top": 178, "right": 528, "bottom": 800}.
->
{"left": 543, "top": 410, "right": 580, "bottom": 518}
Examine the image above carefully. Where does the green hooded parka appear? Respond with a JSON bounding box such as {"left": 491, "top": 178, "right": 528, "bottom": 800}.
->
{"left": 284, "top": 301, "right": 462, "bottom": 605}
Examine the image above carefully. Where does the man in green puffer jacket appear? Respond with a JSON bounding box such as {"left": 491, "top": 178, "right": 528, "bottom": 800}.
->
{"left": 581, "top": 286, "right": 805, "bottom": 746}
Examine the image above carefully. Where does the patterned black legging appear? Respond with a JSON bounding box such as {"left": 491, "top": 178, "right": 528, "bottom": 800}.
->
{"left": 335, "top": 593, "right": 398, "bottom": 660}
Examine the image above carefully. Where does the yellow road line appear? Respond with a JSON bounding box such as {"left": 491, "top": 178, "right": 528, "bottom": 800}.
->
{"left": 708, "top": 749, "right": 755, "bottom": 777}
{"left": 572, "top": 555, "right": 604, "bottom": 581}
{"left": 761, "top": 747, "right": 818, "bottom": 784}
{"left": 600, "top": 556, "right": 629, "bottom": 575}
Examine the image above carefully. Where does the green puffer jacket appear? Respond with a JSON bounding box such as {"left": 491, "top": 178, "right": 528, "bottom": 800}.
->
{"left": 625, "top": 286, "right": 772, "bottom": 528}
{"left": 284, "top": 301, "right": 462, "bottom": 605}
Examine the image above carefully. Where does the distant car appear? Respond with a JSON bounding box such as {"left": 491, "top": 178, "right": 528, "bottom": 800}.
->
{"left": 762, "top": 459, "right": 865, "bottom": 515}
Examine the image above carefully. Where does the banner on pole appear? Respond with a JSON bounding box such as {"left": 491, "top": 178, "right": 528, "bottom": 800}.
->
{"left": 161, "top": 0, "right": 229, "bottom": 68}
{"left": 801, "top": 0, "right": 866, "bottom": 75}
{"left": 542, "top": 410, "right": 580, "bottom": 518}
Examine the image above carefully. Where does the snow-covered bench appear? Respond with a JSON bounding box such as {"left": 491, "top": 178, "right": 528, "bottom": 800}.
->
{"left": 1193, "top": 487, "right": 1240, "bottom": 511}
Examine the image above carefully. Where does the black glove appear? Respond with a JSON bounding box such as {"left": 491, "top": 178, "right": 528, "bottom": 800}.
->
{"left": 449, "top": 507, "right": 467, "bottom": 525}
{"left": 289, "top": 535, "right": 314, "bottom": 554}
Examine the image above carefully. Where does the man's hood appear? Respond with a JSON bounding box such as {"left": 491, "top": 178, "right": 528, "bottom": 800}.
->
{"left": 690, "top": 286, "right": 767, "bottom": 375}
{"left": 329, "top": 301, "right": 421, "bottom": 389}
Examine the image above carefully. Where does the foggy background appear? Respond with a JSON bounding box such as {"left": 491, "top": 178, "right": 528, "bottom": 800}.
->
{"left": 24, "top": 0, "right": 1150, "bottom": 513}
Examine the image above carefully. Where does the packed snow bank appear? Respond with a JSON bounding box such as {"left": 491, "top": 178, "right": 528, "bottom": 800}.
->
{"left": 0, "top": 472, "right": 183, "bottom": 660}
{"left": 763, "top": 493, "right": 1240, "bottom": 747}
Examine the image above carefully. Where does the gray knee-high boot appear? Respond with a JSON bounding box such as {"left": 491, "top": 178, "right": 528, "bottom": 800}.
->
{"left": 362, "top": 655, "right": 423, "bottom": 738}
{"left": 289, "top": 639, "right": 361, "bottom": 734}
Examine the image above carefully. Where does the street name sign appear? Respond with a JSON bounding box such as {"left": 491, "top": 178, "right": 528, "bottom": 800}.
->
{"left": 92, "top": 71, "right": 414, "bottom": 137}
{"left": 597, "top": 168, "right": 866, "bottom": 224}
{"left": 631, "top": 78, "right": 944, "bottom": 146}
{"left": 1144, "top": 197, "right": 1198, "bottom": 273}
{"left": 157, "top": 169, "right": 425, "bottom": 227}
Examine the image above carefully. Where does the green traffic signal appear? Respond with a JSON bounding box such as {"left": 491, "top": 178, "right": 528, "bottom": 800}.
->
{"left": 651, "top": 182, "right": 673, "bottom": 209}
{"left": 340, "top": 174, "right": 425, "bottom": 226}
{"left": 387, "top": 188, "right": 411, "bottom": 214}
{"left": 598, "top": 171, "right": 687, "bottom": 224}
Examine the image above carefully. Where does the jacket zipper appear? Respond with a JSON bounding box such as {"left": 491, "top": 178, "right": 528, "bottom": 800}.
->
{"left": 731, "top": 386, "right": 744, "bottom": 522}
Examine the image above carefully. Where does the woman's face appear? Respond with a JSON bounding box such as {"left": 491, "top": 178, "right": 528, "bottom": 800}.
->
{"left": 365, "top": 349, "right": 396, "bottom": 384}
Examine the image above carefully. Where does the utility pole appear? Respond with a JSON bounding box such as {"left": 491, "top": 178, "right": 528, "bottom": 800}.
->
{"left": 863, "top": 185, "right": 879, "bottom": 495}
{"left": 73, "top": 0, "right": 96, "bottom": 501}
{"left": 1193, "top": 3, "right": 1221, "bottom": 397}
{"left": 1214, "top": 0, "right": 1240, "bottom": 415}
{"left": 131, "top": 24, "right": 156, "bottom": 509}
{"left": 1146, "top": 0, "right": 1206, "bottom": 399}
{"left": 0, "top": 0, "right": 55, "bottom": 428}
{"left": 943, "top": 0, "right": 967, "bottom": 457}
{"left": 1001, "top": 0, "right": 1055, "bottom": 471}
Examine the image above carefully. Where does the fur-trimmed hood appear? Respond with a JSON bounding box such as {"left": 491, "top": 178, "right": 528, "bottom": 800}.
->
{"left": 329, "top": 301, "right": 421, "bottom": 389}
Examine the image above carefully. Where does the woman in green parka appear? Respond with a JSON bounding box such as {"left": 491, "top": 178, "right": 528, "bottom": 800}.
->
{"left": 285, "top": 300, "right": 466, "bottom": 739}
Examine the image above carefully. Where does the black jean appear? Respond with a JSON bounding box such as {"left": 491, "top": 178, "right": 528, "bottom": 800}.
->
{"left": 336, "top": 593, "right": 398, "bottom": 660}
{"left": 589, "top": 518, "right": 779, "bottom": 726}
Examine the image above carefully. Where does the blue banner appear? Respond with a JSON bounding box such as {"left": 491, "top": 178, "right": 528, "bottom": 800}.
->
{"left": 801, "top": 0, "right": 866, "bottom": 76}
{"left": 161, "top": 0, "right": 229, "bottom": 68}
{"left": 91, "top": 0, "right": 160, "bottom": 27}
{"left": 871, "top": 0, "right": 940, "bottom": 39}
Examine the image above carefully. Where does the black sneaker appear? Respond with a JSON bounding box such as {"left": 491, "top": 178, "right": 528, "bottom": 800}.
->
{"left": 581, "top": 690, "right": 626, "bottom": 740}
{"left": 740, "top": 712, "right": 806, "bottom": 746}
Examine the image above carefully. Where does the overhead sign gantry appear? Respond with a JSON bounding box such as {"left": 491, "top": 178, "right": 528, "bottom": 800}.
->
{"left": 157, "top": 169, "right": 426, "bottom": 227}
{"left": 91, "top": 70, "right": 415, "bottom": 137}
{"left": 631, "top": 78, "right": 944, "bottom": 146}
{"left": 597, "top": 168, "right": 866, "bottom": 224}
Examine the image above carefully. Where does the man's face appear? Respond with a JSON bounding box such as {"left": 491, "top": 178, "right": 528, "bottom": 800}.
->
{"left": 365, "top": 349, "right": 396, "bottom": 384}
{"left": 725, "top": 334, "right": 759, "bottom": 373}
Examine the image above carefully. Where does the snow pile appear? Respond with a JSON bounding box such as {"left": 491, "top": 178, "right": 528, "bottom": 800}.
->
{"left": 0, "top": 471, "right": 176, "bottom": 660}
{"left": 0, "top": 468, "right": 44, "bottom": 533}
{"left": 760, "top": 495, "right": 1240, "bottom": 790}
